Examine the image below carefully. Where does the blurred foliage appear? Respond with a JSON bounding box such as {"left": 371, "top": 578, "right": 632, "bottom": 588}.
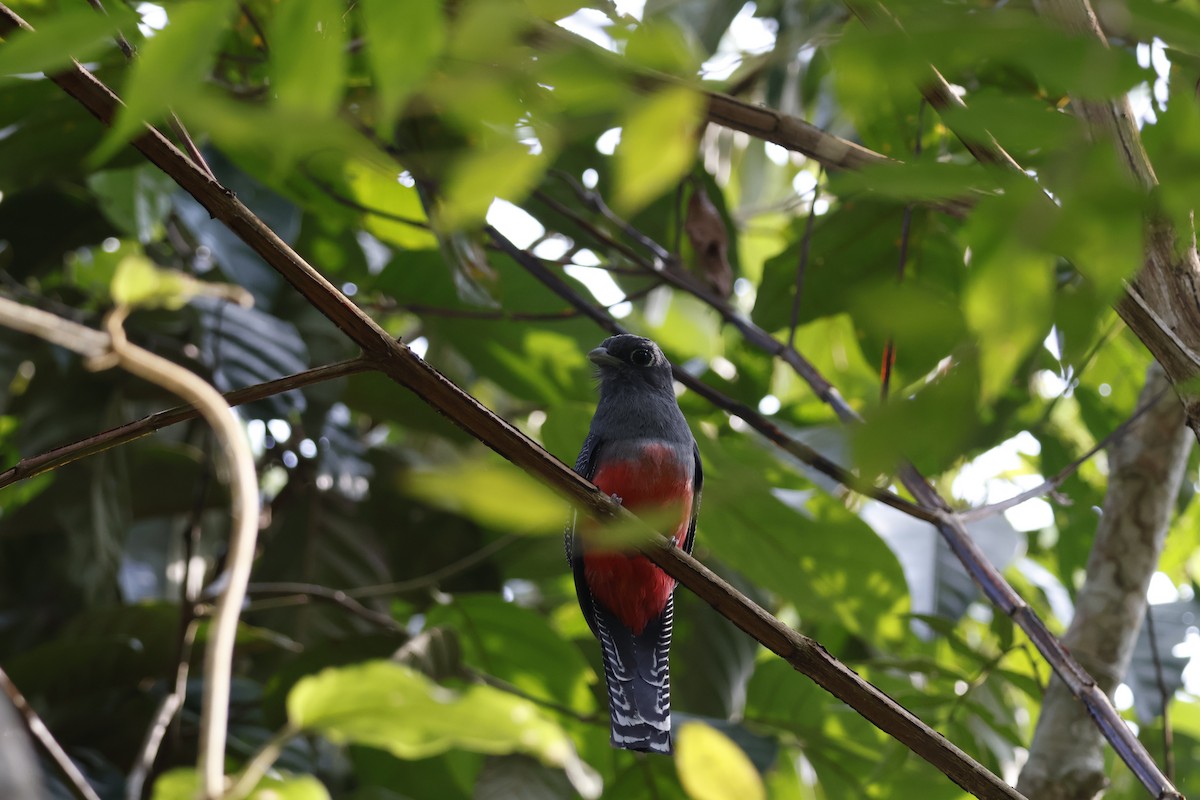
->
{"left": 1, "top": 0, "right": 1199, "bottom": 799}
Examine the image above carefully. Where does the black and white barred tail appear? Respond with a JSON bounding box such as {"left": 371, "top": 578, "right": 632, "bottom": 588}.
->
{"left": 592, "top": 594, "right": 675, "bottom": 753}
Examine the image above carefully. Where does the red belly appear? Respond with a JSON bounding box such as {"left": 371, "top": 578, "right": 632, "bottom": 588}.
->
{"left": 583, "top": 444, "right": 693, "bottom": 634}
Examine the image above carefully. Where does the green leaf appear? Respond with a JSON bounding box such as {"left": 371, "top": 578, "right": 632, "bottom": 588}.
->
{"left": 403, "top": 458, "right": 567, "bottom": 534}
{"left": 87, "top": 166, "right": 176, "bottom": 243}
{"left": 0, "top": 5, "right": 134, "bottom": 79}
{"left": 180, "top": 91, "right": 389, "bottom": 179}
{"left": 151, "top": 768, "right": 330, "bottom": 800}
{"left": 93, "top": 0, "right": 235, "bottom": 165}
{"left": 111, "top": 253, "right": 248, "bottom": 310}
{"left": 963, "top": 201, "right": 1056, "bottom": 402}
{"left": 111, "top": 254, "right": 196, "bottom": 309}
{"left": 440, "top": 137, "right": 551, "bottom": 228}
{"left": 831, "top": 160, "right": 989, "bottom": 202}
{"left": 675, "top": 722, "right": 765, "bottom": 800}
{"left": 614, "top": 87, "right": 703, "bottom": 214}
{"left": 345, "top": 160, "right": 436, "bottom": 249}
{"left": 361, "top": 0, "right": 445, "bottom": 131}
{"left": 269, "top": 0, "right": 347, "bottom": 116}
{"left": 287, "top": 661, "right": 599, "bottom": 796}
{"left": 425, "top": 594, "right": 597, "bottom": 714}
{"left": 698, "top": 435, "right": 909, "bottom": 643}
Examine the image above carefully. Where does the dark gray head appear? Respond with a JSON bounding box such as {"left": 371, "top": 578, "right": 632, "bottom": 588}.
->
{"left": 588, "top": 334, "right": 675, "bottom": 397}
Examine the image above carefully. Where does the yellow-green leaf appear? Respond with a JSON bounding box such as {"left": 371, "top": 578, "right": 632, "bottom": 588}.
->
{"left": 403, "top": 459, "right": 565, "bottom": 534}
{"left": 345, "top": 161, "right": 436, "bottom": 249}
{"left": 675, "top": 722, "right": 765, "bottom": 800}
{"left": 151, "top": 768, "right": 330, "bottom": 800}
{"left": 111, "top": 254, "right": 250, "bottom": 310}
{"left": 963, "top": 243, "right": 1054, "bottom": 402}
{"left": 614, "top": 87, "right": 703, "bottom": 214}
{"left": 93, "top": 0, "right": 235, "bottom": 165}
{"left": 269, "top": 0, "right": 346, "bottom": 115}
{"left": 361, "top": 0, "right": 445, "bottom": 131}
{"left": 287, "top": 661, "right": 600, "bottom": 799}
{"left": 440, "top": 138, "right": 550, "bottom": 228}
{"left": 0, "top": 5, "right": 135, "bottom": 79}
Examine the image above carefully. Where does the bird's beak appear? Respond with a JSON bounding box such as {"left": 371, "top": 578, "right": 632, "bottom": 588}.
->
{"left": 588, "top": 347, "right": 621, "bottom": 367}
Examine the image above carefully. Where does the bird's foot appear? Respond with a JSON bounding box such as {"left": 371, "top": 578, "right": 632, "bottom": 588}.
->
{"left": 609, "top": 493, "right": 624, "bottom": 506}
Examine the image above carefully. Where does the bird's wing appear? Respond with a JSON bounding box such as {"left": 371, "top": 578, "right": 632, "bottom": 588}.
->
{"left": 682, "top": 439, "right": 702, "bottom": 555}
{"left": 566, "top": 431, "right": 604, "bottom": 637}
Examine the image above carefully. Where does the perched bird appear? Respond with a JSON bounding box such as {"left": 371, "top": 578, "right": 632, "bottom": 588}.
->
{"left": 566, "top": 334, "right": 702, "bottom": 754}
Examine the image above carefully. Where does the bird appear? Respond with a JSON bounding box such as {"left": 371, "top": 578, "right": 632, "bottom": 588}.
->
{"left": 565, "top": 334, "right": 702, "bottom": 754}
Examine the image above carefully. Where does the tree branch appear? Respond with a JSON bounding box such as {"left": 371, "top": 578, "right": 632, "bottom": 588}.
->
{"left": 0, "top": 296, "right": 259, "bottom": 800}
{"left": 0, "top": 11, "right": 1027, "bottom": 796}
{"left": 0, "top": 665, "right": 102, "bottom": 800}
{"left": 1017, "top": 365, "right": 1191, "bottom": 800}
{"left": 956, "top": 388, "right": 1168, "bottom": 523}
{"left": 0, "top": 354, "right": 372, "bottom": 491}
{"left": 1030, "top": 0, "right": 1200, "bottom": 439}
{"left": 520, "top": 181, "right": 1180, "bottom": 797}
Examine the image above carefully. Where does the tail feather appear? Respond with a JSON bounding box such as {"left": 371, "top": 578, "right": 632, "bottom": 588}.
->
{"left": 593, "top": 595, "right": 675, "bottom": 754}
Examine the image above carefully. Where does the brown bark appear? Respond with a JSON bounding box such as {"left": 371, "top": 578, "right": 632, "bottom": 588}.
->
{"left": 1017, "top": 365, "right": 1192, "bottom": 799}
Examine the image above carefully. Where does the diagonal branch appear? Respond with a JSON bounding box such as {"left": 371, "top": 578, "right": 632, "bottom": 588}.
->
{"left": 0, "top": 297, "right": 260, "bottom": 800}
{"left": 1030, "top": 0, "right": 1200, "bottom": 434}
{"left": 0, "top": 354, "right": 373, "bottom": 491}
{"left": 1017, "top": 365, "right": 1191, "bottom": 799}
{"left": 0, "top": 10, "right": 1024, "bottom": 797}
{"left": 0, "top": 665, "right": 102, "bottom": 800}
{"left": 526, "top": 181, "right": 1179, "bottom": 798}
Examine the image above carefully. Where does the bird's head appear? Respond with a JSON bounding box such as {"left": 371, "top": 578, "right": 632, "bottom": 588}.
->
{"left": 588, "top": 335, "right": 675, "bottom": 395}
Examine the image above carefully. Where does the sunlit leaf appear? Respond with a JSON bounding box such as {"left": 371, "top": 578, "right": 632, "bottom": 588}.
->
{"left": 614, "top": 87, "right": 704, "bottom": 213}
{"left": 440, "top": 138, "right": 551, "bottom": 228}
{"left": 151, "top": 768, "right": 330, "bottom": 800}
{"left": 93, "top": 0, "right": 235, "bottom": 164}
{"left": 288, "top": 662, "right": 601, "bottom": 797}
{"left": 425, "top": 594, "right": 597, "bottom": 713}
{"left": 345, "top": 162, "right": 437, "bottom": 249}
{"left": 963, "top": 237, "right": 1055, "bottom": 403}
{"left": 361, "top": 0, "right": 445, "bottom": 131}
{"left": 0, "top": 5, "right": 134, "bottom": 78}
{"left": 403, "top": 458, "right": 566, "bottom": 534}
{"left": 675, "top": 722, "right": 765, "bottom": 800}
{"left": 111, "top": 253, "right": 250, "bottom": 310}
{"left": 269, "top": 0, "right": 347, "bottom": 116}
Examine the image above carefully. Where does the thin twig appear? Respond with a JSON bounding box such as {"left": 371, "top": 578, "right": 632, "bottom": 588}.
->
{"left": 516, "top": 178, "right": 1181, "bottom": 798}
{"left": 236, "top": 1, "right": 269, "bottom": 54}
{"left": 468, "top": 668, "right": 598, "bottom": 724}
{"left": 243, "top": 582, "right": 404, "bottom": 632}
{"left": 348, "top": 535, "right": 519, "bottom": 599}
{"left": 85, "top": 306, "right": 260, "bottom": 800}
{"left": 79, "top": 0, "right": 133, "bottom": 57}
{"left": 0, "top": 356, "right": 372, "bottom": 491}
{"left": 787, "top": 169, "right": 822, "bottom": 350}
{"left": 5, "top": 27, "right": 1023, "bottom": 793}
{"left": 378, "top": 282, "right": 661, "bottom": 322}
{"left": 882, "top": 101, "right": 925, "bottom": 401}
{"left": 126, "top": 620, "right": 200, "bottom": 800}
{"left": 223, "top": 727, "right": 296, "bottom": 800}
{"left": 167, "top": 113, "right": 217, "bottom": 182}
{"left": 0, "top": 666, "right": 102, "bottom": 800}
{"left": 956, "top": 388, "right": 1168, "bottom": 522}
{"left": 552, "top": 171, "right": 673, "bottom": 264}
{"left": 1144, "top": 606, "right": 1176, "bottom": 783}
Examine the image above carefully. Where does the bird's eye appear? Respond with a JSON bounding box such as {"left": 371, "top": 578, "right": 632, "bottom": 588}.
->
{"left": 630, "top": 348, "right": 654, "bottom": 367}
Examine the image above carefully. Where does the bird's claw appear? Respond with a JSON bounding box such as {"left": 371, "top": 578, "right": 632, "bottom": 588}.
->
{"left": 609, "top": 493, "right": 623, "bottom": 506}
